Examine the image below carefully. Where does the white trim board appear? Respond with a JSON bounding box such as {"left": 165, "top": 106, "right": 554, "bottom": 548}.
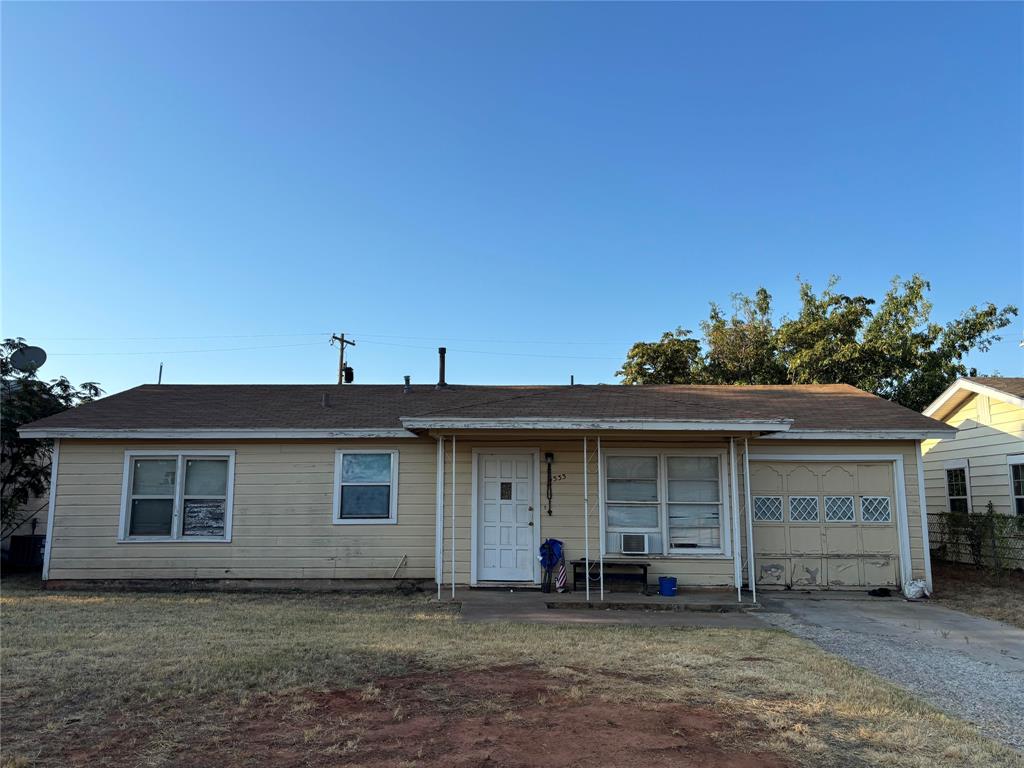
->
{"left": 923, "top": 378, "right": 1024, "bottom": 420}
{"left": 41, "top": 439, "right": 60, "bottom": 581}
{"left": 401, "top": 417, "right": 792, "bottom": 432}
{"left": 915, "top": 440, "right": 933, "bottom": 593}
{"left": 18, "top": 428, "right": 419, "bottom": 440}
{"left": 763, "top": 429, "right": 952, "bottom": 440}
{"left": 747, "top": 453, "right": 914, "bottom": 587}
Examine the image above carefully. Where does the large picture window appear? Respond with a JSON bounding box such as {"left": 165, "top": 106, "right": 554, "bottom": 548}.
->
{"left": 333, "top": 450, "right": 399, "bottom": 524}
{"left": 604, "top": 452, "right": 728, "bottom": 556}
{"left": 119, "top": 451, "right": 234, "bottom": 542}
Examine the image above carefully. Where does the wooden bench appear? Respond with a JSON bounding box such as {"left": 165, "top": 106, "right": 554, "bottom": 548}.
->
{"left": 571, "top": 559, "right": 650, "bottom": 595}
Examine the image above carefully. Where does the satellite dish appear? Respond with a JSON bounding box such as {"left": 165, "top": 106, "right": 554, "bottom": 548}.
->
{"left": 10, "top": 346, "right": 47, "bottom": 373}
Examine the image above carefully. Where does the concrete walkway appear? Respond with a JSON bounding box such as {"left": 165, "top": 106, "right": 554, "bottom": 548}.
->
{"left": 456, "top": 588, "right": 765, "bottom": 628}
{"left": 756, "top": 593, "right": 1024, "bottom": 749}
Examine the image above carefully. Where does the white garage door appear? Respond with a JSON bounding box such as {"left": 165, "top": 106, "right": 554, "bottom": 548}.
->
{"left": 750, "top": 461, "right": 899, "bottom": 588}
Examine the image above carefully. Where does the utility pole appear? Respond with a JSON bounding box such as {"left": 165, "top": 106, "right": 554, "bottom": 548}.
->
{"left": 330, "top": 333, "right": 356, "bottom": 384}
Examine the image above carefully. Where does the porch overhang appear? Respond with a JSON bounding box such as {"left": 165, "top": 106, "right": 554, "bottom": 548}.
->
{"left": 400, "top": 417, "right": 793, "bottom": 433}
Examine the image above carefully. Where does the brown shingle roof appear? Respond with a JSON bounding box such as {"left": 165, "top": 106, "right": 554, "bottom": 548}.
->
{"left": 966, "top": 377, "right": 1024, "bottom": 399}
{"left": 20, "top": 383, "right": 952, "bottom": 434}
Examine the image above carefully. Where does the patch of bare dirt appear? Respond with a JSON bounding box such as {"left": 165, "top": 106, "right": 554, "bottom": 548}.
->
{"left": 61, "top": 665, "right": 788, "bottom": 768}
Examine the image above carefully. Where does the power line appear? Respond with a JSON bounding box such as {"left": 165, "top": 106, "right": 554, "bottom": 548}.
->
{"left": 358, "top": 339, "right": 621, "bottom": 361}
{"left": 42, "top": 338, "right": 620, "bottom": 362}
{"left": 28, "top": 329, "right": 635, "bottom": 346}
{"left": 32, "top": 332, "right": 331, "bottom": 342}
{"left": 48, "top": 342, "right": 325, "bottom": 357}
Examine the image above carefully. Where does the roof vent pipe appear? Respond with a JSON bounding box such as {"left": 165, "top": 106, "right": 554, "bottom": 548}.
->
{"left": 404, "top": 375, "right": 412, "bottom": 393}
{"left": 436, "top": 347, "right": 447, "bottom": 388}
{"left": 321, "top": 392, "right": 330, "bottom": 408}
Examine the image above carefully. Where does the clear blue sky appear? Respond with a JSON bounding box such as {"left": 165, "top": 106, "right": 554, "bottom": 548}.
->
{"left": 3, "top": 2, "right": 1021, "bottom": 395}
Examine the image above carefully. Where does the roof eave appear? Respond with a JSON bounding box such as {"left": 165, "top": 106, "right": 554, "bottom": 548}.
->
{"left": 17, "top": 427, "right": 420, "bottom": 440}
{"left": 923, "top": 378, "right": 1024, "bottom": 420}
{"left": 398, "top": 417, "right": 794, "bottom": 432}
{"left": 763, "top": 429, "right": 955, "bottom": 441}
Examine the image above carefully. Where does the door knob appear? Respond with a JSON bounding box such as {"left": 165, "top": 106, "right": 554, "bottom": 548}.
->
{"left": 528, "top": 521, "right": 534, "bottom": 526}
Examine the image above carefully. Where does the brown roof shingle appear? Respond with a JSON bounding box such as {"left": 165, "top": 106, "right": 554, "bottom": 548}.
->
{"left": 20, "top": 383, "right": 952, "bottom": 434}
{"left": 966, "top": 377, "right": 1024, "bottom": 399}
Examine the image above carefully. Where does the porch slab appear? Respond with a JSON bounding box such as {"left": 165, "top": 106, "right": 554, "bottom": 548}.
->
{"left": 454, "top": 588, "right": 764, "bottom": 627}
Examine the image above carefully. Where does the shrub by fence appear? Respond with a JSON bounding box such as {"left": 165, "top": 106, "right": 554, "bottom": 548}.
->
{"left": 929, "top": 502, "right": 1024, "bottom": 570}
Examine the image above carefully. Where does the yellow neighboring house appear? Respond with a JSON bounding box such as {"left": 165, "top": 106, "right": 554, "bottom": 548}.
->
{"left": 921, "top": 377, "right": 1024, "bottom": 519}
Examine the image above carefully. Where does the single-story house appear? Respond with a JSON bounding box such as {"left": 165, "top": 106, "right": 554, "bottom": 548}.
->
{"left": 20, "top": 367, "right": 954, "bottom": 595}
{"left": 921, "top": 377, "right": 1024, "bottom": 518}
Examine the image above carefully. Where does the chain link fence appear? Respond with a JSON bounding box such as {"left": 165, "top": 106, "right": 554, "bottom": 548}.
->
{"left": 929, "top": 506, "right": 1024, "bottom": 570}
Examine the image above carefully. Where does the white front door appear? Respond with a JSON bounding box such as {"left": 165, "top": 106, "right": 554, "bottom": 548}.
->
{"left": 477, "top": 454, "right": 535, "bottom": 582}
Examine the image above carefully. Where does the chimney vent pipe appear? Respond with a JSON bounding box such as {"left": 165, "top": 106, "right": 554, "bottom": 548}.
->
{"left": 437, "top": 347, "right": 447, "bottom": 388}
{"left": 403, "top": 375, "right": 412, "bottom": 393}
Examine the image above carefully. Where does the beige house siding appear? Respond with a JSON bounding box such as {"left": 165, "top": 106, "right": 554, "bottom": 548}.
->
{"left": 48, "top": 435, "right": 927, "bottom": 587}
{"left": 922, "top": 394, "right": 1024, "bottom": 517}
{"left": 48, "top": 439, "right": 438, "bottom": 580}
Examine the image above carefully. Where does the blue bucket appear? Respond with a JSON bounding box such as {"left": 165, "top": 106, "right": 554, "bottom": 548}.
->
{"left": 658, "top": 576, "right": 677, "bottom": 597}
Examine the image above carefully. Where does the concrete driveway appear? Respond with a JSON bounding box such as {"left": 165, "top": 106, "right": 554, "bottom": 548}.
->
{"left": 756, "top": 593, "right": 1024, "bottom": 750}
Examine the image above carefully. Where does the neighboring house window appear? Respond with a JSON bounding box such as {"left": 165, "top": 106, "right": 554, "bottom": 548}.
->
{"left": 605, "top": 452, "right": 727, "bottom": 555}
{"left": 333, "top": 450, "right": 399, "bottom": 524}
{"left": 120, "top": 452, "right": 234, "bottom": 541}
{"left": 1009, "top": 456, "right": 1024, "bottom": 517}
{"left": 944, "top": 461, "right": 971, "bottom": 514}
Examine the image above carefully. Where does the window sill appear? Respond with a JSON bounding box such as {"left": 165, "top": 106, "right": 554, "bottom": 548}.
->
{"left": 117, "top": 537, "right": 232, "bottom": 544}
{"left": 333, "top": 518, "right": 398, "bottom": 526}
{"left": 606, "top": 552, "right": 731, "bottom": 561}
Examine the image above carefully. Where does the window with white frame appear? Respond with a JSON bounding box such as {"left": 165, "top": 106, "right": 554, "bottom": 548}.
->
{"left": 667, "top": 456, "right": 722, "bottom": 549}
{"left": 1009, "top": 456, "right": 1024, "bottom": 517}
{"left": 120, "top": 452, "right": 234, "bottom": 541}
{"left": 333, "top": 450, "right": 399, "bottom": 524}
{"left": 604, "top": 452, "right": 727, "bottom": 555}
{"left": 945, "top": 462, "right": 971, "bottom": 514}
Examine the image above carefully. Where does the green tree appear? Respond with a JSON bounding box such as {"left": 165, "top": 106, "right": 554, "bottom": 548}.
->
{"left": 1, "top": 338, "right": 102, "bottom": 540}
{"left": 618, "top": 328, "right": 704, "bottom": 385}
{"left": 618, "top": 275, "right": 1017, "bottom": 412}
{"left": 701, "top": 288, "right": 788, "bottom": 385}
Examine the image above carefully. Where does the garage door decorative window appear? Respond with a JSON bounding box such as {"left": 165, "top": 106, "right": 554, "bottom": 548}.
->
{"left": 753, "top": 496, "right": 783, "bottom": 521}
{"left": 860, "top": 496, "right": 891, "bottom": 523}
{"left": 824, "top": 496, "right": 855, "bottom": 522}
{"left": 789, "top": 496, "right": 819, "bottom": 522}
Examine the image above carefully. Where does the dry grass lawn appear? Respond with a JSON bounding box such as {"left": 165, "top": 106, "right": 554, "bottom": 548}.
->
{"left": 931, "top": 561, "right": 1024, "bottom": 630}
{"left": 2, "top": 576, "right": 1021, "bottom": 768}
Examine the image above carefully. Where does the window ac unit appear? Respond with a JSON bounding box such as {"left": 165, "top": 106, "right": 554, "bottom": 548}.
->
{"left": 621, "top": 533, "right": 649, "bottom": 555}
